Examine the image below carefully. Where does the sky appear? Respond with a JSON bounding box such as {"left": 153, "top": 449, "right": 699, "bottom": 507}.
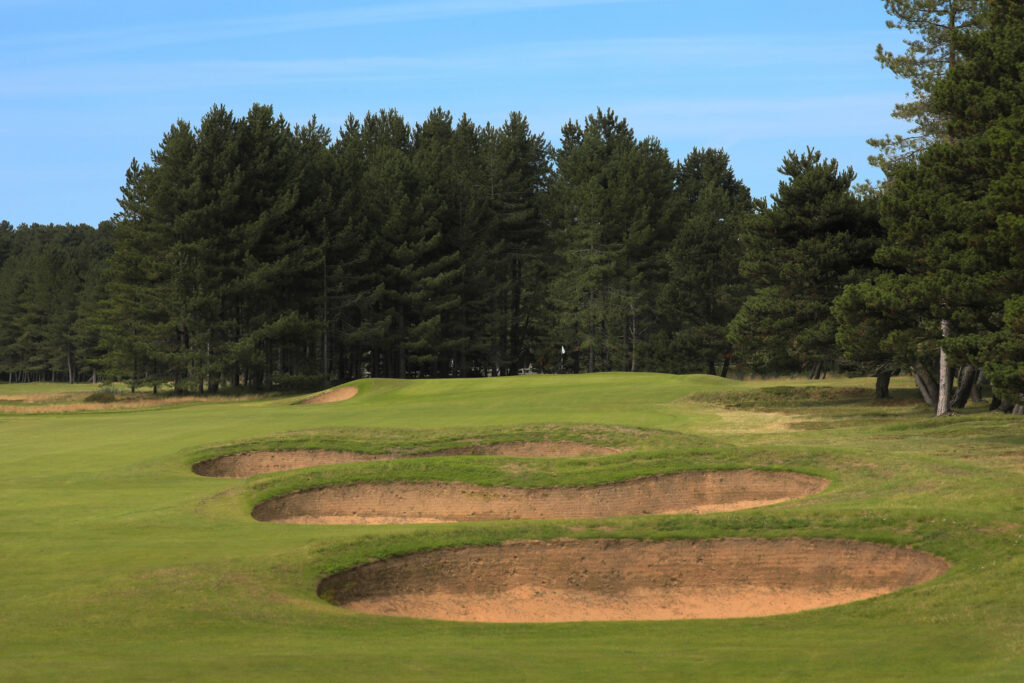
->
{"left": 1, "top": 0, "right": 913, "bottom": 227}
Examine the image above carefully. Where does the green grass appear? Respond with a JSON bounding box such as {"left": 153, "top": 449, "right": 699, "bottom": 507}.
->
{"left": 1, "top": 373, "right": 1022, "bottom": 681}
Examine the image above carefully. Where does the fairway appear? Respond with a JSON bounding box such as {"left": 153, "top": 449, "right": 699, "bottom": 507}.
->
{"left": 2, "top": 373, "right": 1023, "bottom": 680}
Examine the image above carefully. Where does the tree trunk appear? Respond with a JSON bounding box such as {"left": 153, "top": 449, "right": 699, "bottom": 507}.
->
{"left": 874, "top": 370, "right": 892, "bottom": 399}
{"left": 936, "top": 319, "right": 953, "bottom": 416}
{"left": 720, "top": 357, "right": 730, "bottom": 378}
{"left": 807, "top": 361, "right": 823, "bottom": 380}
{"left": 322, "top": 244, "right": 329, "bottom": 382}
{"left": 971, "top": 370, "right": 984, "bottom": 403}
{"left": 629, "top": 308, "right": 637, "bottom": 373}
{"left": 951, "top": 365, "right": 978, "bottom": 410}
{"left": 913, "top": 367, "right": 938, "bottom": 406}
{"left": 398, "top": 312, "right": 407, "bottom": 379}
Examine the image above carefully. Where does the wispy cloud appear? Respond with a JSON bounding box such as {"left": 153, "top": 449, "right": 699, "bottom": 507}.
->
{"left": 6, "top": 0, "right": 650, "bottom": 57}
{"left": 2, "top": 32, "right": 881, "bottom": 98}
{"left": 1, "top": 57, "right": 443, "bottom": 96}
{"left": 501, "top": 35, "right": 874, "bottom": 68}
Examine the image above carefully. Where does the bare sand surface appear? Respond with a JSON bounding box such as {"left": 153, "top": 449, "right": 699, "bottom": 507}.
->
{"left": 300, "top": 386, "right": 358, "bottom": 404}
{"left": 318, "top": 537, "right": 948, "bottom": 622}
{"left": 251, "top": 470, "right": 828, "bottom": 524}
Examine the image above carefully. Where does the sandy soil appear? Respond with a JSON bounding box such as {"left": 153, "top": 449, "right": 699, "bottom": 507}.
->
{"left": 300, "top": 386, "right": 358, "bottom": 404}
{"left": 193, "top": 441, "right": 620, "bottom": 477}
{"left": 251, "top": 470, "right": 828, "bottom": 523}
{"left": 318, "top": 537, "right": 948, "bottom": 622}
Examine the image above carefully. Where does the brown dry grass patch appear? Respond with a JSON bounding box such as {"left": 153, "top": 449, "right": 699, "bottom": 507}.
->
{"left": 0, "top": 394, "right": 266, "bottom": 414}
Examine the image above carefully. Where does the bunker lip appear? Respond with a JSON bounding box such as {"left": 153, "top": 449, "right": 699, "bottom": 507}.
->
{"left": 300, "top": 386, "right": 358, "bottom": 405}
{"left": 251, "top": 470, "right": 828, "bottom": 524}
{"left": 192, "top": 441, "right": 620, "bottom": 478}
{"left": 318, "top": 537, "right": 949, "bottom": 622}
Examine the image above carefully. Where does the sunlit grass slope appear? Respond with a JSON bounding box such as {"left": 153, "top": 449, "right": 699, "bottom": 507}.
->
{"left": 1, "top": 373, "right": 1022, "bottom": 680}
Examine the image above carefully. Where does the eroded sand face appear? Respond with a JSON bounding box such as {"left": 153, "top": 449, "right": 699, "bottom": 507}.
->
{"left": 193, "top": 441, "right": 621, "bottom": 478}
{"left": 251, "top": 470, "right": 828, "bottom": 524}
{"left": 318, "top": 538, "right": 948, "bottom": 622}
{"left": 300, "top": 386, "right": 358, "bottom": 404}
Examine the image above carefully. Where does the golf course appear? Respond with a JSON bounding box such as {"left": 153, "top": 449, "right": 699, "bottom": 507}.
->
{"left": 2, "top": 372, "right": 1022, "bottom": 680}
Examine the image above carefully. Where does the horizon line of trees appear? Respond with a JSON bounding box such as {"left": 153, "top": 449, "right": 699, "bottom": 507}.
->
{"left": 3, "top": 0, "right": 1023, "bottom": 415}
{"left": 1, "top": 106, "right": 764, "bottom": 390}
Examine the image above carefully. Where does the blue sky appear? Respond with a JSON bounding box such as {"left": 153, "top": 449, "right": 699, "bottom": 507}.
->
{"left": 2, "top": 0, "right": 911, "bottom": 226}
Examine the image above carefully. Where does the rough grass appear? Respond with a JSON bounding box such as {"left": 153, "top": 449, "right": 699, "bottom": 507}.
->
{"left": 0, "top": 381, "right": 286, "bottom": 414}
{"left": 1, "top": 373, "right": 1022, "bottom": 681}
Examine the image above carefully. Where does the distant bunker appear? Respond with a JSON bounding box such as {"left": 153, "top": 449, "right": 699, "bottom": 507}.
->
{"left": 318, "top": 538, "right": 948, "bottom": 622}
{"left": 193, "top": 441, "right": 620, "bottom": 478}
{"left": 300, "top": 386, "right": 358, "bottom": 404}
{"left": 251, "top": 470, "right": 828, "bottom": 524}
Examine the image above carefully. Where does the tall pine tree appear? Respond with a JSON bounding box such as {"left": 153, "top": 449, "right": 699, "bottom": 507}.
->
{"left": 728, "top": 149, "right": 880, "bottom": 378}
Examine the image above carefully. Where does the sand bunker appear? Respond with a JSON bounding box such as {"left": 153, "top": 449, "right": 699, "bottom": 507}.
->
{"left": 193, "top": 441, "right": 620, "bottom": 478}
{"left": 251, "top": 470, "right": 827, "bottom": 524}
{"left": 301, "top": 386, "right": 358, "bottom": 405}
{"left": 318, "top": 537, "right": 948, "bottom": 622}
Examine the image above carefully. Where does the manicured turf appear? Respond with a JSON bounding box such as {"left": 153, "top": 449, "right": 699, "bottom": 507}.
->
{"left": 1, "top": 373, "right": 1022, "bottom": 680}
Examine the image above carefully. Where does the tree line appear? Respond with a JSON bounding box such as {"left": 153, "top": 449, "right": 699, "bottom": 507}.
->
{"left": 0, "top": 107, "right": 763, "bottom": 389}
{"left": 2, "top": 0, "right": 1021, "bottom": 414}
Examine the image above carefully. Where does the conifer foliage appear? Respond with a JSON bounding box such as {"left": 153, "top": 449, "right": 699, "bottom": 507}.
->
{"left": 729, "top": 149, "right": 881, "bottom": 378}
{"left": 869, "top": 0, "right": 987, "bottom": 170}
{"left": 2, "top": 0, "right": 1019, "bottom": 423}
{"left": 0, "top": 221, "right": 111, "bottom": 383}
{"left": 870, "top": 0, "right": 1024, "bottom": 410}
{"left": 0, "top": 104, "right": 886, "bottom": 392}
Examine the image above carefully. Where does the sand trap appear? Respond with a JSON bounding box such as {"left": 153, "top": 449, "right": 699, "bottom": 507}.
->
{"left": 251, "top": 470, "right": 828, "bottom": 524}
{"left": 301, "top": 386, "right": 358, "bottom": 405}
{"left": 193, "top": 441, "right": 620, "bottom": 478}
{"left": 318, "top": 537, "right": 948, "bottom": 622}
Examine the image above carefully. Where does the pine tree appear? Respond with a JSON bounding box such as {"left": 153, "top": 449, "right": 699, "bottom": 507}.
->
{"left": 292, "top": 116, "right": 336, "bottom": 385}
{"left": 229, "top": 104, "right": 320, "bottom": 389}
{"left": 444, "top": 114, "right": 492, "bottom": 374}
{"left": 549, "top": 109, "right": 674, "bottom": 372}
{"left": 406, "top": 108, "right": 465, "bottom": 376}
{"left": 655, "top": 148, "right": 752, "bottom": 375}
{"left": 0, "top": 223, "right": 109, "bottom": 383}
{"left": 728, "top": 149, "right": 880, "bottom": 378}
{"left": 877, "top": 0, "right": 1024, "bottom": 411}
{"left": 102, "top": 157, "right": 178, "bottom": 391}
{"left": 475, "top": 112, "right": 552, "bottom": 373}
{"left": 327, "top": 113, "right": 376, "bottom": 381}
{"left": 345, "top": 108, "right": 463, "bottom": 379}
{"left": 869, "top": 0, "right": 987, "bottom": 170}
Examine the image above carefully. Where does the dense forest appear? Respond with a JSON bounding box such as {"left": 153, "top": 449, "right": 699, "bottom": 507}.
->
{"left": 2, "top": 0, "right": 1022, "bottom": 414}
